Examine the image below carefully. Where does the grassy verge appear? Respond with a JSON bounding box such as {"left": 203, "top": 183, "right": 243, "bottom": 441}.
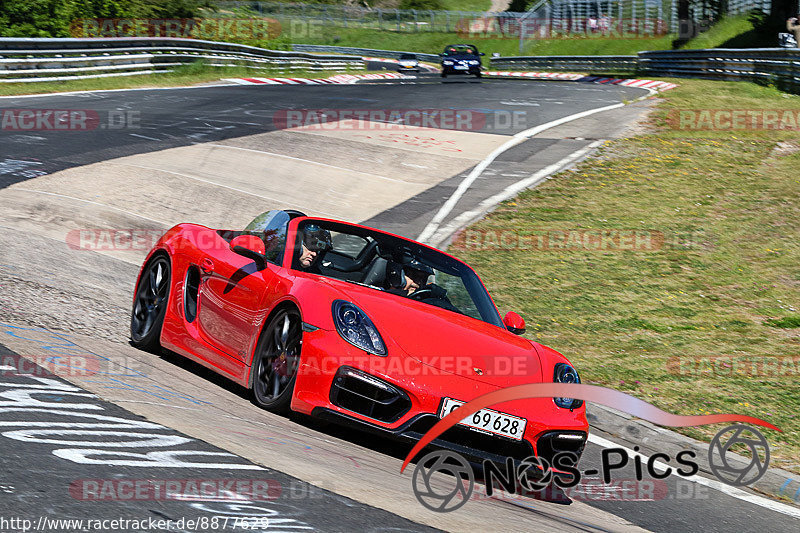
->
{"left": 0, "top": 62, "right": 368, "bottom": 97}
{"left": 258, "top": 12, "right": 757, "bottom": 56}
{"left": 440, "top": 0, "right": 492, "bottom": 11}
{"left": 681, "top": 14, "right": 759, "bottom": 49}
{"left": 449, "top": 79, "right": 800, "bottom": 471}
{"left": 256, "top": 27, "right": 675, "bottom": 56}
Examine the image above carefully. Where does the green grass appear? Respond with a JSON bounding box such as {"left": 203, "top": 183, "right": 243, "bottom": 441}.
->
{"left": 250, "top": 27, "right": 674, "bottom": 56}
{"left": 439, "top": 0, "right": 492, "bottom": 11}
{"left": 261, "top": 10, "right": 765, "bottom": 56}
{"left": 0, "top": 62, "right": 367, "bottom": 96}
{"left": 449, "top": 79, "right": 800, "bottom": 471}
{"left": 681, "top": 14, "right": 759, "bottom": 49}
{"left": 523, "top": 35, "right": 674, "bottom": 55}
{"left": 765, "top": 316, "right": 800, "bottom": 329}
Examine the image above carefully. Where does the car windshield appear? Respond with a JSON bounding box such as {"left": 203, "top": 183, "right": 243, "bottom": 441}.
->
{"left": 292, "top": 220, "right": 503, "bottom": 327}
{"left": 444, "top": 46, "right": 476, "bottom": 56}
{"left": 399, "top": 54, "right": 416, "bottom": 60}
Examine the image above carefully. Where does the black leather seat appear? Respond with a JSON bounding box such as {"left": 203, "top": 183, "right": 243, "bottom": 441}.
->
{"left": 361, "top": 257, "right": 388, "bottom": 287}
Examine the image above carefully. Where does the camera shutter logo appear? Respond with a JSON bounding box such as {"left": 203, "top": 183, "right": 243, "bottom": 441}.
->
{"left": 708, "top": 424, "right": 770, "bottom": 486}
{"left": 411, "top": 450, "right": 474, "bottom": 512}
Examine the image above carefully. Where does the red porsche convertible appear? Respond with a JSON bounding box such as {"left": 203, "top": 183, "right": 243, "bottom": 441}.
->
{"left": 131, "top": 210, "right": 588, "bottom": 468}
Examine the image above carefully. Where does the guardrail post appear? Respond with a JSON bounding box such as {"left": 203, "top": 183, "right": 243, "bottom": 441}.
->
{"left": 378, "top": 9, "right": 383, "bottom": 30}
{"left": 396, "top": 9, "right": 401, "bottom": 31}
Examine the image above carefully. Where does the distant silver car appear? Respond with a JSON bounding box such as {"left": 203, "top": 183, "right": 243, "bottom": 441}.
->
{"left": 396, "top": 53, "right": 420, "bottom": 73}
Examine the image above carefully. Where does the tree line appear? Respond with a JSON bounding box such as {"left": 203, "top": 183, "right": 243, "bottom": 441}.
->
{"left": 0, "top": 0, "right": 213, "bottom": 37}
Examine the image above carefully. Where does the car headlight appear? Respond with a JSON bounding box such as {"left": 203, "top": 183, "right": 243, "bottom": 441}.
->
{"left": 553, "top": 363, "right": 583, "bottom": 409}
{"left": 332, "top": 300, "right": 387, "bottom": 356}
{"left": 469, "top": 60, "right": 479, "bottom": 65}
{"left": 443, "top": 60, "right": 454, "bottom": 65}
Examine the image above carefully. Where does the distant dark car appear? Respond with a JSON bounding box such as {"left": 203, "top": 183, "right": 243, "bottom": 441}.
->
{"left": 440, "top": 44, "right": 484, "bottom": 78}
{"left": 396, "top": 53, "right": 420, "bottom": 73}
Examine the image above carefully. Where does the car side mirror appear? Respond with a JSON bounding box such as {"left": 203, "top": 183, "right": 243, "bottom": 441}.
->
{"left": 503, "top": 311, "right": 525, "bottom": 335}
{"left": 480, "top": 52, "right": 485, "bottom": 56}
{"left": 230, "top": 235, "right": 267, "bottom": 270}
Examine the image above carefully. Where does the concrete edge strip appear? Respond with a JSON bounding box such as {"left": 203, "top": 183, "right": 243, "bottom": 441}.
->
{"left": 362, "top": 56, "right": 440, "bottom": 73}
{"left": 223, "top": 72, "right": 408, "bottom": 85}
{"left": 485, "top": 71, "right": 678, "bottom": 91}
{"left": 588, "top": 434, "right": 800, "bottom": 520}
{"left": 0, "top": 72, "right": 408, "bottom": 99}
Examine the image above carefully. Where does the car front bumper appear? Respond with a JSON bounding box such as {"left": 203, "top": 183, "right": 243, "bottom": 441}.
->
{"left": 292, "top": 328, "right": 588, "bottom": 471}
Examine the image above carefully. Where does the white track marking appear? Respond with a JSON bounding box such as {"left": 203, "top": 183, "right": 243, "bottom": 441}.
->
{"left": 12, "top": 188, "right": 170, "bottom": 225}
{"left": 204, "top": 143, "right": 417, "bottom": 184}
{"left": 427, "top": 140, "right": 603, "bottom": 247}
{"left": 588, "top": 434, "right": 800, "bottom": 520}
{"left": 416, "top": 102, "right": 624, "bottom": 243}
{"left": 129, "top": 133, "right": 161, "bottom": 141}
{"left": 416, "top": 84, "right": 658, "bottom": 245}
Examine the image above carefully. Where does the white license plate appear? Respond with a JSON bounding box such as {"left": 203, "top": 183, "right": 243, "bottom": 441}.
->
{"left": 438, "top": 397, "right": 527, "bottom": 441}
{"left": 454, "top": 65, "right": 469, "bottom": 70}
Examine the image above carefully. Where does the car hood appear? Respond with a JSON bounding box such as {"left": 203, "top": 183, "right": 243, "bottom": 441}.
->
{"left": 314, "top": 277, "right": 544, "bottom": 386}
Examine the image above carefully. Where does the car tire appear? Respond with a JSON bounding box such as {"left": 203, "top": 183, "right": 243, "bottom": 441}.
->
{"left": 441, "top": 71, "right": 447, "bottom": 78}
{"left": 130, "top": 254, "right": 171, "bottom": 352}
{"left": 251, "top": 308, "right": 303, "bottom": 414}
{"left": 475, "top": 71, "right": 482, "bottom": 78}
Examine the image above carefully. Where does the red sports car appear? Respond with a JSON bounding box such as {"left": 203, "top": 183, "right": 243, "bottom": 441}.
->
{"left": 131, "top": 210, "right": 588, "bottom": 469}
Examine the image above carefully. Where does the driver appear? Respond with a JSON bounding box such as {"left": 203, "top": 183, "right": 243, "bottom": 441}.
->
{"left": 297, "top": 224, "right": 332, "bottom": 271}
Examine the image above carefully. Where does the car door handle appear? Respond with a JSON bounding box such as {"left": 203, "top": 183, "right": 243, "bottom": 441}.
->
{"left": 201, "top": 258, "right": 214, "bottom": 274}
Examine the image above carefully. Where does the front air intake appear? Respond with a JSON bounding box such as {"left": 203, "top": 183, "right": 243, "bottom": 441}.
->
{"left": 330, "top": 366, "right": 411, "bottom": 423}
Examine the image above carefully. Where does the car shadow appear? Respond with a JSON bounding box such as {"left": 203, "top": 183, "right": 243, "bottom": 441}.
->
{"left": 147, "top": 344, "right": 573, "bottom": 506}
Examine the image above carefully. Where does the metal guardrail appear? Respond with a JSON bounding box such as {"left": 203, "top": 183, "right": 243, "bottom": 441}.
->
{"left": 490, "top": 48, "right": 800, "bottom": 93}
{"left": 491, "top": 54, "right": 639, "bottom": 73}
{"left": 638, "top": 48, "right": 800, "bottom": 88}
{"left": 0, "top": 38, "right": 362, "bottom": 83}
{"left": 291, "top": 44, "right": 440, "bottom": 63}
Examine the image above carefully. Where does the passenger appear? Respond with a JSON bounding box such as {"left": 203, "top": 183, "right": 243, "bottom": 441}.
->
{"left": 386, "top": 259, "right": 433, "bottom": 297}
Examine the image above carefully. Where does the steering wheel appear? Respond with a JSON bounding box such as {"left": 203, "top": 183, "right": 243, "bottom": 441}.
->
{"left": 408, "top": 288, "right": 436, "bottom": 300}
